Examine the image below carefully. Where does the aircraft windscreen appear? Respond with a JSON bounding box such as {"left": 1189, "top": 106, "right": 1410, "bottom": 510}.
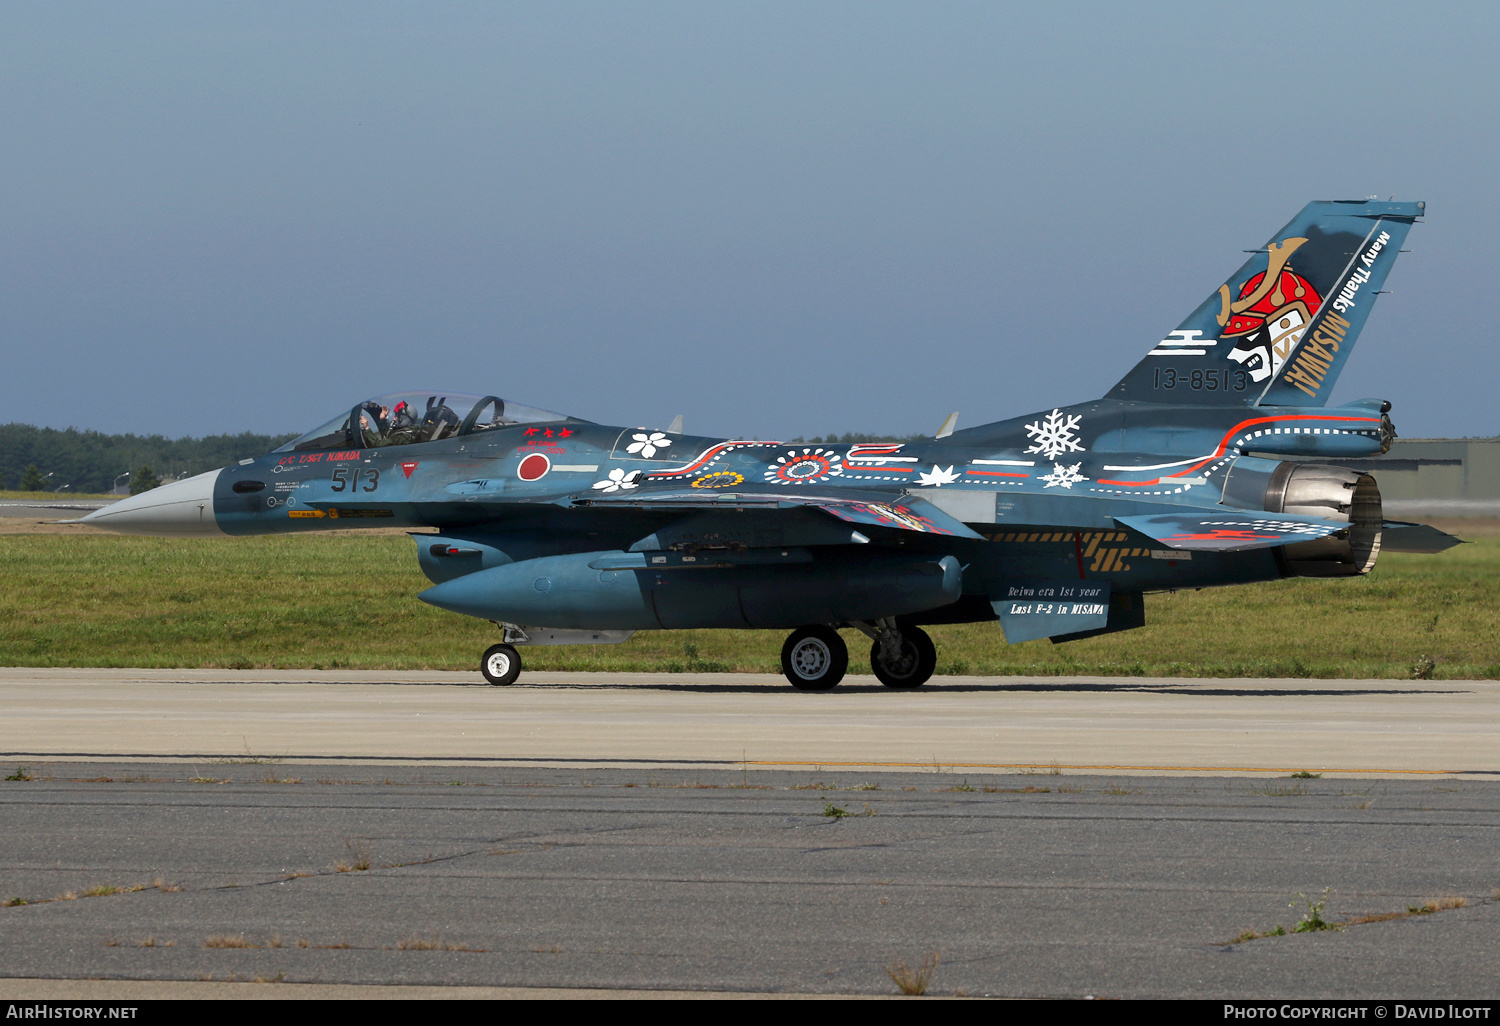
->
{"left": 274, "top": 392, "right": 575, "bottom": 452}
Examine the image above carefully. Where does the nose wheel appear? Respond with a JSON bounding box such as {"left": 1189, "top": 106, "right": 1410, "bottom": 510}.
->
{"left": 780, "top": 626, "right": 848, "bottom": 691}
{"left": 869, "top": 624, "right": 937, "bottom": 689}
{"left": 481, "top": 643, "right": 522, "bottom": 686}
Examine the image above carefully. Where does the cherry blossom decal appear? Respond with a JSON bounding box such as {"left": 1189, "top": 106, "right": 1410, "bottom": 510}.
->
{"left": 626, "top": 432, "right": 672, "bottom": 458}
{"left": 592, "top": 468, "right": 642, "bottom": 493}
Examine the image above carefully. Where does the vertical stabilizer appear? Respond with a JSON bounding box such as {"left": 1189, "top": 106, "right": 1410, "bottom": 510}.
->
{"left": 1109, "top": 200, "right": 1421, "bottom": 406}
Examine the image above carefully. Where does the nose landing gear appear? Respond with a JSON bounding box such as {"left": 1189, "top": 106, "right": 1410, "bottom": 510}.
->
{"left": 481, "top": 643, "right": 522, "bottom": 686}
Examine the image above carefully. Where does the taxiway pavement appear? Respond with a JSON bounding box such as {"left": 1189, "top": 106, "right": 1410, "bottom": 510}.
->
{"left": 2, "top": 668, "right": 1497, "bottom": 778}
{"left": 2, "top": 668, "right": 1498, "bottom": 999}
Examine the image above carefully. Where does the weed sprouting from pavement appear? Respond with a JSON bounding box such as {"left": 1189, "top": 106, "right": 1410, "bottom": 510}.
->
{"left": 1291, "top": 889, "right": 1342, "bottom": 933}
{"left": 1419, "top": 896, "right": 1466, "bottom": 912}
{"left": 823, "top": 801, "right": 849, "bottom": 819}
{"left": 1288, "top": 771, "right": 1321, "bottom": 779}
{"left": 5, "top": 767, "right": 34, "bottom": 781}
{"left": 336, "top": 838, "right": 372, "bottom": 872}
{"left": 1022, "top": 762, "right": 1064, "bottom": 776}
{"left": 886, "top": 952, "right": 940, "bottom": 995}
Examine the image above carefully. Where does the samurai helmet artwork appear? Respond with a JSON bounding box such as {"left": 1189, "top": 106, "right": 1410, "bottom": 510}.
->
{"left": 1219, "top": 237, "right": 1323, "bottom": 383}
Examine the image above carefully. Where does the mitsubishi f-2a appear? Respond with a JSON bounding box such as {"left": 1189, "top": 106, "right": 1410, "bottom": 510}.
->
{"left": 83, "top": 199, "right": 1458, "bottom": 689}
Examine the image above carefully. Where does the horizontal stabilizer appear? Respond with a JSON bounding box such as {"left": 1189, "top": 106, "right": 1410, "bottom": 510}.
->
{"left": 1380, "top": 520, "right": 1464, "bottom": 554}
{"left": 1114, "top": 510, "right": 1348, "bottom": 552}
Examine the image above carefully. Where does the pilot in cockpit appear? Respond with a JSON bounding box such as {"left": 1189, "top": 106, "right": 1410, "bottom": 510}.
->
{"left": 356, "top": 402, "right": 390, "bottom": 447}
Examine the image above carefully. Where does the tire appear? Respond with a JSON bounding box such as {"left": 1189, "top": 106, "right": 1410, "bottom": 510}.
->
{"left": 481, "top": 643, "right": 522, "bottom": 686}
{"left": 870, "top": 626, "right": 937, "bottom": 689}
{"left": 780, "top": 626, "right": 848, "bottom": 691}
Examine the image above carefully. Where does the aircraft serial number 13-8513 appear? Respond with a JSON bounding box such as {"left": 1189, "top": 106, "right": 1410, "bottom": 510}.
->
{"left": 82, "top": 200, "right": 1457, "bottom": 690}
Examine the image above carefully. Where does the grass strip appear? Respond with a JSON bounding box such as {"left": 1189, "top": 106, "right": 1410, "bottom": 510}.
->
{"left": 2, "top": 531, "right": 1496, "bottom": 677}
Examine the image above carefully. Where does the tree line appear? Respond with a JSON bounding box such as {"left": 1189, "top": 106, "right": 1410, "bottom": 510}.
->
{"left": 2, "top": 424, "right": 935, "bottom": 494}
{"left": 0, "top": 424, "right": 295, "bottom": 494}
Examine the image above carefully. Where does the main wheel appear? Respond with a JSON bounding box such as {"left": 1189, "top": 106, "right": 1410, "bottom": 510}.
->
{"left": 481, "top": 643, "right": 522, "bottom": 686}
{"left": 870, "top": 626, "right": 937, "bottom": 689}
{"left": 780, "top": 626, "right": 848, "bottom": 691}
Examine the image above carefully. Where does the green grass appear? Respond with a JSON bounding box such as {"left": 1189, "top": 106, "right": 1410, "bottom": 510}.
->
{"left": 0, "top": 490, "right": 115, "bottom": 501}
{"left": 2, "top": 532, "right": 1497, "bottom": 677}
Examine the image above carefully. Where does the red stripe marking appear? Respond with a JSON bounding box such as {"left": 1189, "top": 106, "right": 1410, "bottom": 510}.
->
{"left": 1098, "top": 414, "right": 1383, "bottom": 485}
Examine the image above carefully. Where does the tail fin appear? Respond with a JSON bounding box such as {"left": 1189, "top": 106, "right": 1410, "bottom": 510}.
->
{"left": 1109, "top": 199, "right": 1422, "bottom": 406}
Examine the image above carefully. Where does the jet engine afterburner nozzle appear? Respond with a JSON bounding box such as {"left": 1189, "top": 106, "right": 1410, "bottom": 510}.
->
{"left": 1220, "top": 459, "right": 1382, "bottom": 577}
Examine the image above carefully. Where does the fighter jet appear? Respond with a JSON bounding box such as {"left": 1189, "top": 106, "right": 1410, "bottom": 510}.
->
{"left": 83, "top": 199, "right": 1457, "bottom": 689}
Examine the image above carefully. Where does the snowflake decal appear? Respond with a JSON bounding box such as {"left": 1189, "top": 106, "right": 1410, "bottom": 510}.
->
{"left": 1041, "top": 462, "right": 1087, "bottom": 489}
{"left": 916, "top": 464, "right": 960, "bottom": 487}
{"left": 592, "top": 468, "right": 641, "bottom": 493}
{"left": 764, "top": 447, "right": 844, "bottom": 485}
{"left": 1024, "top": 408, "right": 1086, "bottom": 460}
{"left": 626, "top": 431, "right": 672, "bottom": 458}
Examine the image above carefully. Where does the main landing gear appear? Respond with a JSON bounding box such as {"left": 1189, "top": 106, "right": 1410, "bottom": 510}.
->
{"left": 780, "top": 626, "right": 849, "bottom": 691}
{"left": 778, "top": 620, "right": 938, "bottom": 691}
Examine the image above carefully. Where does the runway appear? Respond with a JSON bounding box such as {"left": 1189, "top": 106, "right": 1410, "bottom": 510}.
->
{"left": 2, "top": 667, "right": 1497, "bottom": 777}
{"left": 3, "top": 668, "right": 1499, "bottom": 999}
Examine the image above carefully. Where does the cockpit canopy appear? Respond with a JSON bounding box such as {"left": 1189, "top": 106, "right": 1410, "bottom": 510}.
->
{"left": 274, "top": 392, "right": 580, "bottom": 453}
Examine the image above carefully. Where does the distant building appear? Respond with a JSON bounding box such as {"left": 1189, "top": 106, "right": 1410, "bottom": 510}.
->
{"left": 1350, "top": 439, "right": 1500, "bottom": 517}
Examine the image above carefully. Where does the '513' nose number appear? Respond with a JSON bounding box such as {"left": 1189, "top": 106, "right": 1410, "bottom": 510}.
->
{"left": 330, "top": 467, "right": 380, "bottom": 492}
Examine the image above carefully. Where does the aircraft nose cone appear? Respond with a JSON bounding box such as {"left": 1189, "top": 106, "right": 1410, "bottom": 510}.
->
{"left": 80, "top": 469, "right": 224, "bottom": 536}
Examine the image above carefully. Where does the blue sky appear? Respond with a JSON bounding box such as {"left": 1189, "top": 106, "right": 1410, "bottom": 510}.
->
{"left": 3, "top": 2, "right": 1496, "bottom": 440}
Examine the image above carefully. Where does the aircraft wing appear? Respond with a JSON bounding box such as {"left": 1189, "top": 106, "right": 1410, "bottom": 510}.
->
{"left": 571, "top": 486, "right": 986, "bottom": 539}
{"left": 1113, "top": 510, "right": 1352, "bottom": 552}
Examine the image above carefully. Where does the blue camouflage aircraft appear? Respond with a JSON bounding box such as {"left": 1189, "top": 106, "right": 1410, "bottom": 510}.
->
{"left": 83, "top": 199, "right": 1457, "bottom": 689}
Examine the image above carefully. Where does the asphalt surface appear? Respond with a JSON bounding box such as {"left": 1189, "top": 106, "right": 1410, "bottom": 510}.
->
{"left": 2, "top": 670, "right": 1499, "bottom": 998}
{"left": 3, "top": 668, "right": 1497, "bottom": 778}
{"left": 0, "top": 762, "right": 1496, "bottom": 999}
